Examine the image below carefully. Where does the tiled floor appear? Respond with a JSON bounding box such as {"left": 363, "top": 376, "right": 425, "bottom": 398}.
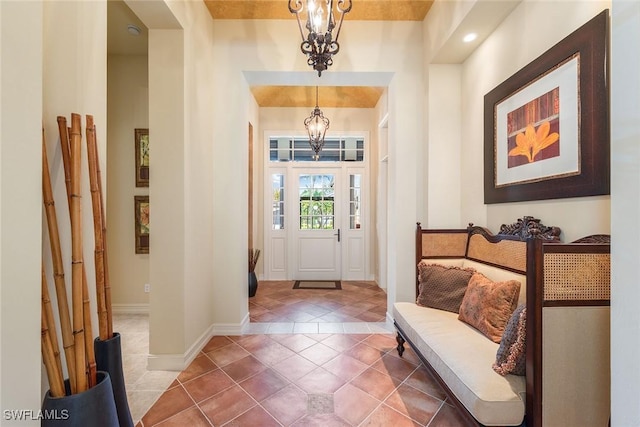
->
{"left": 120, "top": 281, "right": 469, "bottom": 426}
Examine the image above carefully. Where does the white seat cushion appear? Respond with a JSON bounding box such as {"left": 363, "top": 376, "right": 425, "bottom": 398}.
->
{"left": 393, "top": 302, "right": 526, "bottom": 426}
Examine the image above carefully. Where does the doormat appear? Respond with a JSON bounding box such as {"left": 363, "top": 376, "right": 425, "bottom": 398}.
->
{"left": 293, "top": 280, "right": 342, "bottom": 290}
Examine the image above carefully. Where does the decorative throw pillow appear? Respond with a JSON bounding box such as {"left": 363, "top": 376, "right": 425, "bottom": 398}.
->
{"left": 416, "top": 263, "right": 475, "bottom": 313}
{"left": 457, "top": 272, "right": 521, "bottom": 343}
{"left": 493, "top": 304, "right": 526, "bottom": 376}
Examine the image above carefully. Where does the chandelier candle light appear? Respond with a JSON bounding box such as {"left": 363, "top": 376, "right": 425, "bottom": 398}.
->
{"left": 305, "top": 86, "right": 330, "bottom": 160}
{"left": 289, "top": 0, "right": 352, "bottom": 76}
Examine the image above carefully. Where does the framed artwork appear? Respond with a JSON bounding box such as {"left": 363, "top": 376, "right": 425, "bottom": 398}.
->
{"left": 484, "top": 10, "right": 609, "bottom": 204}
{"left": 135, "top": 195, "right": 149, "bottom": 254}
{"left": 135, "top": 128, "right": 149, "bottom": 187}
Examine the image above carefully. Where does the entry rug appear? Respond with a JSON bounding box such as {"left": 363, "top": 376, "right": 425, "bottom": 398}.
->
{"left": 293, "top": 280, "right": 342, "bottom": 290}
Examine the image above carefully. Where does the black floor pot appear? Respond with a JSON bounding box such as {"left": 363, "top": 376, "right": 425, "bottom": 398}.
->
{"left": 249, "top": 271, "right": 258, "bottom": 297}
{"left": 95, "top": 332, "right": 134, "bottom": 427}
{"left": 42, "top": 371, "right": 118, "bottom": 427}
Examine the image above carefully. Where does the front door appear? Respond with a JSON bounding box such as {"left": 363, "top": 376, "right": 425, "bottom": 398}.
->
{"left": 293, "top": 170, "right": 341, "bottom": 280}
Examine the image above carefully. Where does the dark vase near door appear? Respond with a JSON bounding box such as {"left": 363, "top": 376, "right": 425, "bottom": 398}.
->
{"left": 248, "top": 271, "right": 258, "bottom": 297}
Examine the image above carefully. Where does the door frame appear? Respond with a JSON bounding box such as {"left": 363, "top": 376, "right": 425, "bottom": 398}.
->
{"left": 263, "top": 131, "right": 371, "bottom": 282}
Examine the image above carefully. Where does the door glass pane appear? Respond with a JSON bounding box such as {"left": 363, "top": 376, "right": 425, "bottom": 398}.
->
{"left": 272, "top": 174, "right": 285, "bottom": 229}
{"left": 349, "top": 174, "right": 361, "bottom": 229}
{"left": 299, "top": 174, "right": 334, "bottom": 229}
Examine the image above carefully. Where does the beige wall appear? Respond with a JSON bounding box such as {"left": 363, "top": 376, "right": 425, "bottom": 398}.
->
{"left": 1, "top": 2, "right": 43, "bottom": 423}
{"left": 107, "top": 54, "right": 150, "bottom": 309}
{"left": 611, "top": 1, "right": 640, "bottom": 424}
{"left": 458, "top": 1, "right": 611, "bottom": 241}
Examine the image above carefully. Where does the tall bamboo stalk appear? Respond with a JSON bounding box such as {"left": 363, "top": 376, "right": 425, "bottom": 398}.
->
{"left": 69, "top": 113, "right": 87, "bottom": 393}
{"left": 42, "top": 266, "right": 66, "bottom": 398}
{"left": 95, "top": 128, "right": 113, "bottom": 338}
{"left": 42, "top": 134, "right": 77, "bottom": 393}
{"left": 86, "top": 115, "right": 108, "bottom": 340}
{"left": 58, "top": 116, "right": 97, "bottom": 388}
{"left": 92, "top": 120, "right": 113, "bottom": 337}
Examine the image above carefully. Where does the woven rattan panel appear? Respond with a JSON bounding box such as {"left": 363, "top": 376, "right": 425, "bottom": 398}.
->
{"left": 543, "top": 253, "right": 611, "bottom": 301}
{"left": 421, "top": 233, "right": 468, "bottom": 258}
{"left": 466, "top": 234, "right": 526, "bottom": 272}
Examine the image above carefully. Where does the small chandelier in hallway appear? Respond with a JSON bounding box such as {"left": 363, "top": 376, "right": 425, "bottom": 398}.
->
{"left": 304, "top": 86, "right": 330, "bottom": 160}
{"left": 288, "top": 0, "right": 352, "bottom": 76}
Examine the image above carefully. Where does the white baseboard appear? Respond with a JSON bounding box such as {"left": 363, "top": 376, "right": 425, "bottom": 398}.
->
{"left": 147, "top": 323, "right": 214, "bottom": 371}
{"left": 213, "top": 312, "right": 249, "bottom": 335}
{"left": 146, "top": 315, "right": 249, "bottom": 371}
{"left": 112, "top": 303, "right": 149, "bottom": 314}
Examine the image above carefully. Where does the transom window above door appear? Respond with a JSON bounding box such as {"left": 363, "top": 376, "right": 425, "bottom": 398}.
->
{"left": 270, "top": 137, "right": 364, "bottom": 162}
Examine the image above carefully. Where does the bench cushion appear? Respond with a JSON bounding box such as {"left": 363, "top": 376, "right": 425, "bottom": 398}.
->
{"left": 393, "top": 302, "right": 526, "bottom": 426}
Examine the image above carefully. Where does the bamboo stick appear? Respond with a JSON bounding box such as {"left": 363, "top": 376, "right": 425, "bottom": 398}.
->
{"left": 58, "top": 116, "right": 97, "bottom": 388}
{"left": 93, "top": 120, "right": 113, "bottom": 337}
{"left": 69, "top": 113, "right": 87, "bottom": 393}
{"left": 42, "top": 266, "right": 66, "bottom": 398}
{"left": 42, "top": 134, "right": 77, "bottom": 393}
{"left": 86, "top": 115, "right": 108, "bottom": 340}
{"left": 97, "top": 157, "right": 113, "bottom": 337}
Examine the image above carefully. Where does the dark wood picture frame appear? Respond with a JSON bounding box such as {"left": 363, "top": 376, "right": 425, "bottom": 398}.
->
{"left": 484, "top": 10, "right": 609, "bottom": 204}
{"left": 135, "top": 195, "right": 149, "bottom": 254}
{"left": 135, "top": 128, "right": 149, "bottom": 187}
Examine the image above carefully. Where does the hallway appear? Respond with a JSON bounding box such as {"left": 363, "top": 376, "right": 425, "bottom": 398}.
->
{"left": 121, "top": 281, "right": 469, "bottom": 425}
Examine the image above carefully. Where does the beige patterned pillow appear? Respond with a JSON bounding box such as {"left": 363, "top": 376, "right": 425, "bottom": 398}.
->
{"left": 458, "top": 272, "right": 521, "bottom": 343}
{"left": 416, "top": 263, "right": 475, "bottom": 313}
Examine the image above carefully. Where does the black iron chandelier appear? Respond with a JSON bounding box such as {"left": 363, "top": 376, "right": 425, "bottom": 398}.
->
{"left": 304, "top": 86, "right": 330, "bottom": 160}
{"left": 288, "top": 0, "right": 352, "bottom": 76}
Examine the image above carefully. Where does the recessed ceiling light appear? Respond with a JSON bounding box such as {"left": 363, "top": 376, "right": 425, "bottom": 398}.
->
{"left": 127, "top": 24, "right": 141, "bottom": 36}
{"left": 463, "top": 33, "right": 477, "bottom": 43}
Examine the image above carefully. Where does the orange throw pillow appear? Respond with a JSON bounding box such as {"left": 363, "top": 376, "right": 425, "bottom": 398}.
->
{"left": 458, "top": 272, "right": 521, "bottom": 343}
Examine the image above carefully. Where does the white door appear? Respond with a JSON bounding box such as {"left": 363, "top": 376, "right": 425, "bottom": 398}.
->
{"left": 292, "top": 170, "right": 341, "bottom": 280}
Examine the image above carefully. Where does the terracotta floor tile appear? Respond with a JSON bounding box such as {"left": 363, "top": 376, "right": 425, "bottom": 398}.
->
{"left": 404, "top": 366, "right": 448, "bottom": 401}
{"left": 182, "top": 369, "right": 235, "bottom": 403}
{"left": 272, "top": 353, "right": 318, "bottom": 381}
{"left": 334, "top": 383, "right": 381, "bottom": 425}
{"left": 271, "top": 334, "right": 317, "bottom": 352}
{"left": 140, "top": 386, "right": 194, "bottom": 426}
{"left": 239, "top": 368, "right": 290, "bottom": 401}
{"left": 372, "top": 354, "right": 419, "bottom": 381}
{"left": 202, "top": 335, "right": 234, "bottom": 353}
{"left": 363, "top": 334, "right": 398, "bottom": 352}
{"left": 177, "top": 354, "right": 217, "bottom": 383}
{"left": 299, "top": 342, "right": 340, "bottom": 366}
{"left": 199, "top": 384, "right": 256, "bottom": 426}
{"left": 251, "top": 341, "right": 296, "bottom": 366}
{"left": 291, "top": 413, "right": 352, "bottom": 427}
{"left": 388, "top": 343, "right": 422, "bottom": 366}
{"left": 384, "top": 383, "right": 443, "bottom": 425}
{"left": 261, "top": 384, "right": 308, "bottom": 426}
{"left": 221, "top": 355, "right": 267, "bottom": 382}
{"left": 428, "top": 401, "right": 471, "bottom": 427}
{"left": 355, "top": 310, "right": 387, "bottom": 322}
{"left": 224, "top": 405, "right": 281, "bottom": 427}
{"left": 295, "top": 367, "right": 346, "bottom": 394}
{"left": 205, "top": 342, "right": 250, "bottom": 367}
{"left": 361, "top": 403, "right": 421, "bottom": 427}
{"left": 344, "top": 342, "right": 387, "bottom": 366}
{"left": 322, "top": 354, "right": 368, "bottom": 381}
{"left": 233, "top": 333, "right": 273, "bottom": 351}
{"left": 154, "top": 406, "right": 210, "bottom": 427}
{"left": 320, "top": 334, "right": 361, "bottom": 352}
{"left": 351, "top": 366, "right": 403, "bottom": 401}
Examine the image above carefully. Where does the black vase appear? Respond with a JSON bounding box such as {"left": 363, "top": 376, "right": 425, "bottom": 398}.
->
{"left": 95, "top": 332, "right": 134, "bottom": 427}
{"left": 249, "top": 271, "right": 258, "bottom": 297}
{"left": 42, "top": 371, "right": 118, "bottom": 427}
